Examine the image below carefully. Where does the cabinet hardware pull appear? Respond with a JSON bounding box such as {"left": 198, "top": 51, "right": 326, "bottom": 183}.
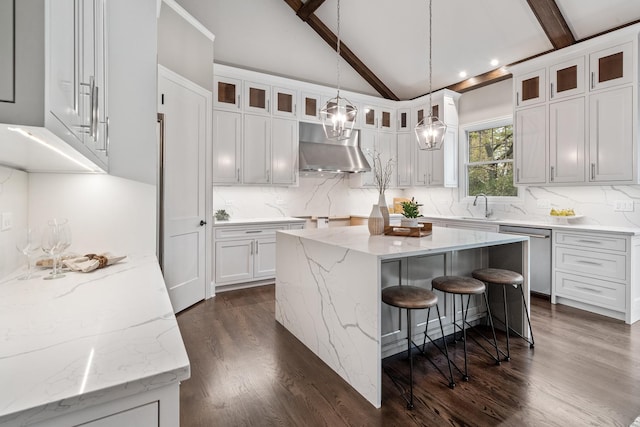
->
{"left": 550, "top": 166, "right": 554, "bottom": 182}
{"left": 550, "top": 83, "right": 553, "bottom": 98}
{"left": 575, "top": 285, "right": 602, "bottom": 294}
{"left": 267, "top": 100, "right": 270, "bottom": 112}
{"left": 245, "top": 230, "right": 262, "bottom": 234}
{"left": 576, "top": 260, "right": 602, "bottom": 266}
{"left": 294, "top": 104, "right": 297, "bottom": 115}
{"left": 237, "top": 168, "right": 240, "bottom": 182}
{"left": 591, "top": 163, "right": 596, "bottom": 180}
{"left": 516, "top": 92, "right": 519, "bottom": 106}
{"left": 250, "top": 241, "right": 254, "bottom": 255}
{"left": 255, "top": 240, "right": 259, "bottom": 254}
{"left": 516, "top": 168, "right": 520, "bottom": 182}
{"left": 237, "top": 95, "right": 241, "bottom": 109}
{"left": 577, "top": 239, "right": 601, "bottom": 245}
{"left": 591, "top": 72, "right": 595, "bottom": 89}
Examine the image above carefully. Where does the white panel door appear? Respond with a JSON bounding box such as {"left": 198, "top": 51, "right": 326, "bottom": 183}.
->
{"left": 396, "top": 133, "right": 413, "bottom": 187}
{"left": 271, "top": 117, "right": 298, "bottom": 185}
{"left": 158, "top": 68, "right": 209, "bottom": 313}
{"left": 515, "top": 105, "right": 547, "bottom": 184}
{"left": 589, "top": 86, "right": 633, "bottom": 182}
{"left": 213, "top": 110, "right": 242, "bottom": 184}
{"left": 549, "top": 98, "right": 585, "bottom": 183}
{"left": 215, "top": 239, "right": 253, "bottom": 284}
{"left": 243, "top": 114, "right": 271, "bottom": 184}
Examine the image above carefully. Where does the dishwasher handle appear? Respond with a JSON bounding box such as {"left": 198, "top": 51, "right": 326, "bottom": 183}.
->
{"left": 501, "top": 231, "right": 550, "bottom": 239}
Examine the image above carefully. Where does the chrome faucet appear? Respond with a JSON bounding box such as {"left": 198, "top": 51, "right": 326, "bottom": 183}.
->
{"left": 473, "top": 193, "right": 493, "bottom": 218}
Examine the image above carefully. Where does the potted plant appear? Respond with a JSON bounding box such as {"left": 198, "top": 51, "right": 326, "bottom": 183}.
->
{"left": 215, "top": 209, "right": 230, "bottom": 221}
{"left": 400, "top": 198, "right": 422, "bottom": 227}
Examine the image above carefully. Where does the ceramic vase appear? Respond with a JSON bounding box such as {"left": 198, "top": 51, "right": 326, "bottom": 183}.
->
{"left": 401, "top": 217, "right": 419, "bottom": 227}
{"left": 378, "top": 193, "right": 390, "bottom": 227}
{"left": 368, "top": 204, "right": 384, "bottom": 235}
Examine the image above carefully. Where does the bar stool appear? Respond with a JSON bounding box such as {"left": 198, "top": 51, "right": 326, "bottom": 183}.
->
{"left": 472, "top": 268, "right": 535, "bottom": 361}
{"left": 431, "top": 276, "right": 501, "bottom": 381}
{"left": 382, "top": 285, "right": 455, "bottom": 409}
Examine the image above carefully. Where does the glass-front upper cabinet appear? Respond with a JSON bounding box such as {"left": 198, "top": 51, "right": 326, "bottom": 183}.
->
{"left": 244, "top": 81, "right": 271, "bottom": 115}
{"left": 589, "top": 42, "right": 633, "bottom": 91}
{"left": 550, "top": 57, "right": 585, "bottom": 100}
{"left": 515, "top": 69, "right": 546, "bottom": 108}
{"left": 273, "top": 86, "right": 297, "bottom": 118}
{"left": 299, "top": 91, "right": 322, "bottom": 122}
{"left": 214, "top": 76, "right": 242, "bottom": 110}
{"left": 397, "top": 108, "right": 410, "bottom": 132}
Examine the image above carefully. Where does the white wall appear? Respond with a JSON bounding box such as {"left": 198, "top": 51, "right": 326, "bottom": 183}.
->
{"left": 28, "top": 173, "right": 156, "bottom": 256}
{"left": 0, "top": 166, "right": 28, "bottom": 278}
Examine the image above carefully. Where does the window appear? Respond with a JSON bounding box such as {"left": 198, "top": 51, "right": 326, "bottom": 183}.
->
{"left": 464, "top": 119, "right": 518, "bottom": 198}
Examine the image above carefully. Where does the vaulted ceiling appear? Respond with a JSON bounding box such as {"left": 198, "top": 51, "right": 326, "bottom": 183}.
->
{"left": 174, "top": 0, "right": 640, "bottom": 100}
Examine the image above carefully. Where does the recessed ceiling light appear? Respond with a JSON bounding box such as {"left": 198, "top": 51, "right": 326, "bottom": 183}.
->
{"left": 490, "top": 59, "right": 499, "bottom": 67}
{"left": 458, "top": 71, "right": 467, "bottom": 78}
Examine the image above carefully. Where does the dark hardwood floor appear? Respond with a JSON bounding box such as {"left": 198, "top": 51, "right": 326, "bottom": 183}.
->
{"left": 177, "top": 285, "right": 640, "bottom": 426}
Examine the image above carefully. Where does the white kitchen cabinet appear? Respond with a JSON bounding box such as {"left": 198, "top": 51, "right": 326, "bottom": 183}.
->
{"left": 299, "top": 91, "right": 322, "bottom": 122}
{"left": 243, "top": 114, "right": 271, "bottom": 184}
{"left": 273, "top": 86, "right": 297, "bottom": 118}
{"left": 514, "top": 105, "right": 547, "bottom": 184}
{"left": 214, "top": 75, "right": 242, "bottom": 110}
{"left": 588, "top": 86, "right": 633, "bottom": 182}
{"left": 549, "top": 57, "right": 585, "bottom": 100}
{"left": 362, "top": 104, "right": 395, "bottom": 131}
{"left": 244, "top": 80, "right": 271, "bottom": 115}
{"left": 271, "top": 117, "right": 298, "bottom": 185}
{"left": 552, "top": 229, "right": 640, "bottom": 324}
{"left": 589, "top": 42, "right": 633, "bottom": 91}
{"left": 396, "top": 108, "right": 411, "bottom": 132}
{"left": 515, "top": 69, "right": 546, "bottom": 108}
{"left": 213, "top": 110, "right": 242, "bottom": 184}
{"left": 213, "top": 222, "right": 305, "bottom": 290}
{"left": 549, "top": 97, "right": 585, "bottom": 183}
{"left": 396, "top": 132, "right": 413, "bottom": 187}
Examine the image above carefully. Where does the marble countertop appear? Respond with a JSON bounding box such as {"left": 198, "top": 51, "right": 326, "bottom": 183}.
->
{"left": 212, "top": 216, "right": 306, "bottom": 226}
{"left": 281, "top": 225, "right": 527, "bottom": 260}
{"left": 0, "top": 254, "right": 190, "bottom": 426}
{"left": 420, "top": 215, "right": 640, "bottom": 236}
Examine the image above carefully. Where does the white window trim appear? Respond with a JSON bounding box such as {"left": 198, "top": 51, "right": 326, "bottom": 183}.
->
{"left": 458, "top": 115, "right": 524, "bottom": 204}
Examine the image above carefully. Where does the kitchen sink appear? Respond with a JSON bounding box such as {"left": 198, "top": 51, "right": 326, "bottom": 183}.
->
{"left": 451, "top": 216, "right": 501, "bottom": 222}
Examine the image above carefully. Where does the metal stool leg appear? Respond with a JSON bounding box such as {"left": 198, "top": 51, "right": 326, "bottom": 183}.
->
{"left": 461, "top": 294, "right": 470, "bottom": 381}
{"left": 519, "top": 285, "right": 535, "bottom": 348}
{"left": 406, "top": 308, "right": 414, "bottom": 409}
{"left": 502, "top": 285, "right": 511, "bottom": 361}
{"left": 482, "top": 291, "right": 501, "bottom": 365}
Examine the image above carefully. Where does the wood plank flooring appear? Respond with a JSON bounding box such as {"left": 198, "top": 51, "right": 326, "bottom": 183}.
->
{"left": 176, "top": 285, "right": 640, "bottom": 426}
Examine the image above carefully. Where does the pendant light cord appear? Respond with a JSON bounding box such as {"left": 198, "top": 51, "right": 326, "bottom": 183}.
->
{"left": 428, "top": 0, "right": 433, "bottom": 118}
{"left": 336, "top": 0, "right": 341, "bottom": 98}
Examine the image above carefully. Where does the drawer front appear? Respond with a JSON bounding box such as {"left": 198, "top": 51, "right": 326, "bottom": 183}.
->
{"left": 555, "top": 247, "right": 626, "bottom": 281}
{"left": 214, "top": 225, "right": 287, "bottom": 240}
{"left": 554, "top": 231, "right": 627, "bottom": 252}
{"left": 555, "top": 271, "right": 625, "bottom": 311}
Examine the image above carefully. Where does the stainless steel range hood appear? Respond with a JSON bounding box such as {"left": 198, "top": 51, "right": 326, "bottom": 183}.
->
{"left": 298, "top": 122, "right": 371, "bottom": 173}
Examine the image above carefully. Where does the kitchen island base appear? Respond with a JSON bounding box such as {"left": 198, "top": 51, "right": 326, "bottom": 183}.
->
{"left": 275, "top": 226, "right": 528, "bottom": 408}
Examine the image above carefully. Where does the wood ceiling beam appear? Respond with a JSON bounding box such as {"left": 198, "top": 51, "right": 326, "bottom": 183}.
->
{"left": 297, "top": 0, "right": 325, "bottom": 22}
{"left": 445, "top": 67, "right": 513, "bottom": 94}
{"left": 283, "top": 0, "right": 400, "bottom": 101}
{"left": 526, "top": 0, "right": 575, "bottom": 49}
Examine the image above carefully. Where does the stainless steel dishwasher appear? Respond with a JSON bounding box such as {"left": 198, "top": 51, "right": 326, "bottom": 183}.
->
{"left": 499, "top": 225, "right": 552, "bottom": 296}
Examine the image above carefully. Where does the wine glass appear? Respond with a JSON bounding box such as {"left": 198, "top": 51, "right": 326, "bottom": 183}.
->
{"left": 42, "top": 218, "right": 71, "bottom": 280}
{"left": 15, "top": 227, "right": 41, "bottom": 280}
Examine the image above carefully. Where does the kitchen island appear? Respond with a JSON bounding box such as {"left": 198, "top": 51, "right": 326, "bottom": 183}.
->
{"left": 275, "top": 225, "right": 528, "bottom": 408}
{"left": 0, "top": 254, "right": 189, "bottom": 427}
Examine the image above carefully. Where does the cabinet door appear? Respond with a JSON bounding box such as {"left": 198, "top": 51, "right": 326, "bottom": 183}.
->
{"left": 379, "top": 108, "right": 395, "bottom": 132}
{"left": 215, "top": 239, "right": 253, "bottom": 284}
{"left": 589, "top": 42, "right": 633, "bottom": 91}
{"left": 361, "top": 104, "right": 378, "bottom": 129}
{"left": 213, "top": 110, "right": 242, "bottom": 183}
{"left": 81, "top": 402, "right": 159, "bottom": 427}
{"left": 549, "top": 98, "right": 585, "bottom": 183}
{"left": 243, "top": 114, "right": 271, "bottom": 184}
{"left": 396, "top": 108, "right": 411, "bottom": 132}
{"left": 396, "top": 133, "right": 413, "bottom": 187}
{"left": 413, "top": 144, "right": 429, "bottom": 186}
{"left": 271, "top": 118, "right": 298, "bottom": 185}
{"left": 589, "top": 86, "right": 633, "bottom": 182}
{"left": 515, "top": 69, "right": 546, "bottom": 108}
{"left": 514, "top": 105, "right": 547, "bottom": 184}
{"left": 443, "top": 127, "right": 458, "bottom": 188}
{"left": 377, "top": 131, "right": 397, "bottom": 188}
{"left": 48, "top": 0, "right": 83, "bottom": 141}
{"left": 380, "top": 259, "right": 405, "bottom": 347}
{"left": 244, "top": 81, "right": 271, "bottom": 115}
{"left": 273, "top": 86, "right": 297, "bottom": 118}
{"left": 254, "top": 237, "right": 277, "bottom": 278}
{"left": 300, "top": 91, "right": 321, "bottom": 122}
{"left": 549, "top": 57, "right": 585, "bottom": 100}
{"left": 411, "top": 104, "right": 427, "bottom": 129}
{"left": 358, "top": 129, "right": 376, "bottom": 187}
{"left": 214, "top": 75, "right": 242, "bottom": 110}
{"left": 428, "top": 146, "right": 444, "bottom": 186}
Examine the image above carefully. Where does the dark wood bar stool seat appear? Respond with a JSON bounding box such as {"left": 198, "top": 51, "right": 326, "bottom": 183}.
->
{"left": 472, "top": 268, "right": 535, "bottom": 361}
{"left": 431, "top": 276, "right": 501, "bottom": 381}
{"left": 382, "top": 285, "right": 454, "bottom": 409}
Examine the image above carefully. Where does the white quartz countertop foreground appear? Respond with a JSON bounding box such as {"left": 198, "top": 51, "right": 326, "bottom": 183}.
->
{"left": 0, "top": 254, "right": 190, "bottom": 426}
{"left": 281, "top": 225, "right": 527, "bottom": 259}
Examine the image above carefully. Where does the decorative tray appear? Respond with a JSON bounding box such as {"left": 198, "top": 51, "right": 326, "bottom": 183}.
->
{"left": 384, "top": 223, "right": 433, "bottom": 237}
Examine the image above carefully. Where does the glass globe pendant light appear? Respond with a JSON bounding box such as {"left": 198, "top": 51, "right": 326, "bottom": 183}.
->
{"left": 415, "top": 0, "right": 447, "bottom": 150}
{"left": 320, "top": 0, "right": 358, "bottom": 140}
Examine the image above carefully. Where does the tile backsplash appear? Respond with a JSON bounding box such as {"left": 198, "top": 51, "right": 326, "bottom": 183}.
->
{"left": 0, "top": 166, "right": 28, "bottom": 278}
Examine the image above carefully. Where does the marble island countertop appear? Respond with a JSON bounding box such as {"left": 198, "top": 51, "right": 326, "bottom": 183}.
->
{"left": 281, "top": 224, "right": 527, "bottom": 260}
{"left": 0, "top": 254, "right": 190, "bottom": 426}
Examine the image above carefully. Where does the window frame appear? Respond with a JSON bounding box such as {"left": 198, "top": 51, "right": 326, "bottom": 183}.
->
{"left": 458, "top": 116, "right": 523, "bottom": 203}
